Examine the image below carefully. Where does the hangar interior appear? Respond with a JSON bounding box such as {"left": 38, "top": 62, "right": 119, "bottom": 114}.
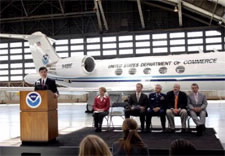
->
{"left": 0, "top": 0, "right": 225, "bottom": 155}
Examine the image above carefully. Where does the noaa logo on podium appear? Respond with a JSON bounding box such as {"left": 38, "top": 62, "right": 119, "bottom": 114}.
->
{"left": 26, "top": 92, "right": 42, "bottom": 108}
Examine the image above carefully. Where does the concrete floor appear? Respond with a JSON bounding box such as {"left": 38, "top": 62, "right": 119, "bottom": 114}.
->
{"left": 0, "top": 101, "right": 224, "bottom": 148}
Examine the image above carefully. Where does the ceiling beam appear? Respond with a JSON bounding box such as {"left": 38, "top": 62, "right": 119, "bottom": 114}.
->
{"left": 209, "top": 0, "right": 219, "bottom": 25}
{"left": 94, "top": 0, "right": 103, "bottom": 32}
{"left": 97, "top": 0, "right": 108, "bottom": 31}
{"left": 20, "top": 0, "right": 28, "bottom": 16}
{"left": 0, "top": 11, "right": 95, "bottom": 23}
{"left": 58, "top": 0, "right": 64, "bottom": 14}
{"left": 137, "top": 0, "right": 145, "bottom": 29}
{"left": 178, "top": 0, "right": 183, "bottom": 26}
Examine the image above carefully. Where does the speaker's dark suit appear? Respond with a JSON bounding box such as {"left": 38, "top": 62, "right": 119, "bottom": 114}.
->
{"left": 34, "top": 78, "right": 58, "bottom": 94}
{"left": 125, "top": 93, "right": 148, "bottom": 130}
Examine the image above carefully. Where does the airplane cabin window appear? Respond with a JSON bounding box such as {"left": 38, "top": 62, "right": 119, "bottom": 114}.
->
{"left": 143, "top": 68, "right": 151, "bottom": 74}
{"left": 159, "top": 67, "right": 167, "bottom": 74}
{"left": 129, "top": 68, "right": 137, "bottom": 75}
{"left": 176, "top": 66, "right": 185, "bottom": 74}
{"left": 115, "top": 68, "right": 123, "bottom": 76}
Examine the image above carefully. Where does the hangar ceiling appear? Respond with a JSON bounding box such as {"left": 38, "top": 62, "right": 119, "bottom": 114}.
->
{"left": 0, "top": 0, "right": 224, "bottom": 35}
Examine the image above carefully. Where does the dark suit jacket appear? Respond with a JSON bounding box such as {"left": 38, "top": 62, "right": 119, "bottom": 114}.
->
{"left": 34, "top": 78, "right": 58, "bottom": 94}
{"left": 166, "top": 90, "right": 187, "bottom": 109}
{"left": 148, "top": 92, "right": 167, "bottom": 110}
{"left": 112, "top": 141, "right": 149, "bottom": 156}
{"left": 128, "top": 93, "right": 148, "bottom": 108}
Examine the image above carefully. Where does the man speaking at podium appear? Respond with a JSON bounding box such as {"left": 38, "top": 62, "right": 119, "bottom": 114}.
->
{"left": 34, "top": 66, "right": 59, "bottom": 98}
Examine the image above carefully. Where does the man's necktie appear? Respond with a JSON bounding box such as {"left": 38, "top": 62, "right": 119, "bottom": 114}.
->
{"left": 137, "top": 93, "right": 140, "bottom": 102}
{"left": 175, "top": 95, "right": 179, "bottom": 109}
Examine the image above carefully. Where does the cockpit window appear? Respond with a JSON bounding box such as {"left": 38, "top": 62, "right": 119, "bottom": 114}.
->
{"left": 176, "top": 66, "right": 185, "bottom": 74}
{"left": 159, "top": 67, "right": 167, "bottom": 74}
{"left": 129, "top": 68, "right": 136, "bottom": 75}
{"left": 143, "top": 68, "right": 151, "bottom": 74}
{"left": 115, "top": 68, "right": 123, "bottom": 75}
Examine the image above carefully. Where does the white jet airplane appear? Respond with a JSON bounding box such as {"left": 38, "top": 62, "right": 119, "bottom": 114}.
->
{"left": 0, "top": 31, "right": 225, "bottom": 110}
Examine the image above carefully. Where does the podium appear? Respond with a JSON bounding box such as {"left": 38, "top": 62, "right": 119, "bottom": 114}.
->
{"left": 20, "top": 90, "right": 58, "bottom": 142}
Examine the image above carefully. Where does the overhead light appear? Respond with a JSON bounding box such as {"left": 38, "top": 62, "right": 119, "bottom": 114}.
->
{"left": 174, "top": 6, "right": 178, "bottom": 12}
{"left": 218, "top": 20, "right": 222, "bottom": 25}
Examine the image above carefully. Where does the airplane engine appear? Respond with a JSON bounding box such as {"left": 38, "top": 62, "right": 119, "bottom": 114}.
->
{"left": 55, "top": 56, "right": 96, "bottom": 77}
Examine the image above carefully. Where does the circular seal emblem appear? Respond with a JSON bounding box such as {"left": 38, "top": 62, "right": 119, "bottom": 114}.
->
{"left": 26, "top": 92, "right": 42, "bottom": 108}
{"left": 42, "top": 54, "right": 49, "bottom": 65}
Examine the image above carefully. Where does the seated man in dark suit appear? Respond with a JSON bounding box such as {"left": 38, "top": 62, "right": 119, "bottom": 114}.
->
{"left": 166, "top": 84, "right": 188, "bottom": 132}
{"left": 146, "top": 84, "right": 167, "bottom": 132}
{"left": 125, "top": 83, "right": 148, "bottom": 132}
{"left": 34, "top": 66, "right": 59, "bottom": 97}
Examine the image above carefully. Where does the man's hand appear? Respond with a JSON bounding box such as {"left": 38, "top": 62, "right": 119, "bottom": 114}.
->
{"left": 173, "top": 109, "right": 180, "bottom": 114}
{"left": 153, "top": 107, "right": 160, "bottom": 112}
{"left": 96, "top": 109, "right": 104, "bottom": 112}
{"left": 193, "top": 107, "right": 202, "bottom": 113}
{"left": 54, "top": 93, "right": 59, "bottom": 98}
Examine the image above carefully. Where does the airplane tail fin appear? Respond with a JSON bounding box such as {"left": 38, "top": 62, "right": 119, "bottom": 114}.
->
{"left": 0, "top": 32, "right": 60, "bottom": 71}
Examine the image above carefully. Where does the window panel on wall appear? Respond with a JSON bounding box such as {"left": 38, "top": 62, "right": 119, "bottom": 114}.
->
{"left": 10, "top": 55, "right": 22, "bottom": 60}
{"left": 70, "top": 38, "right": 84, "bottom": 44}
{"left": 87, "top": 44, "right": 100, "bottom": 50}
{"left": 152, "top": 40, "right": 167, "bottom": 46}
{"left": 170, "top": 46, "right": 185, "bottom": 53}
{"left": 55, "top": 46, "right": 68, "bottom": 51}
{"left": 10, "top": 42, "right": 22, "bottom": 48}
{"left": 58, "top": 53, "right": 69, "bottom": 58}
{"left": 136, "top": 48, "right": 150, "bottom": 54}
{"left": 10, "top": 48, "right": 22, "bottom": 54}
{"left": 87, "top": 51, "right": 100, "bottom": 56}
{"left": 119, "top": 35, "right": 133, "bottom": 41}
{"left": 206, "top": 44, "right": 222, "bottom": 50}
{"left": 71, "top": 52, "right": 84, "bottom": 57}
{"left": 103, "top": 43, "right": 117, "bottom": 49}
{"left": 119, "top": 49, "right": 133, "bottom": 55}
{"left": 135, "top": 41, "right": 150, "bottom": 47}
{"left": 153, "top": 47, "right": 168, "bottom": 53}
{"left": 102, "top": 36, "right": 116, "bottom": 42}
{"left": 0, "top": 70, "right": 8, "bottom": 75}
{"left": 188, "top": 45, "right": 203, "bottom": 52}
{"left": 170, "top": 39, "right": 185, "bottom": 45}
{"left": 0, "top": 49, "right": 8, "bottom": 55}
{"left": 188, "top": 38, "right": 203, "bottom": 45}
{"left": 11, "top": 76, "right": 23, "bottom": 81}
{"left": 11, "top": 63, "right": 22, "bottom": 68}
{"left": 25, "top": 69, "right": 36, "bottom": 74}
{"left": 169, "top": 32, "right": 185, "bottom": 39}
{"left": 24, "top": 42, "right": 29, "bottom": 47}
{"left": 152, "top": 33, "right": 167, "bottom": 40}
{"left": 87, "top": 37, "right": 100, "bottom": 43}
{"left": 25, "top": 62, "right": 35, "bottom": 68}
{"left": 205, "top": 30, "right": 221, "bottom": 36}
{"left": 25, "top": 54, "right": 32, "bottom": 59}
{"left": 135, "top": 34, "right": 150, "bottom": 40}
{"left": 206, "top": 37, "right": 222, "bottom": 44}
{"left": 11, "top": 69, "right": 23, "bottom": 74}
{"left": 0, "top": 64, "right": 8, "bottom": 69}
{"left": 0, "top": 76, "right": 8, "bottom": 81}
{"left": 71, "top": 45, "right": 84, "bottom": 51}
{"left": 103, "top": 50, "right": 117, "bottom": 56}
{"left": 0, "top": 56, "right": 8, "bottom": 61}
{"left": 119, "top": 42, "right": 133, "bottom": 48}
{"left": 187, "top": 31, "right": 203, "bottom": 38}
{"left": 56, "top": 39, "right": 68, "bottom": 45}
{"left": 24, "top": 48, "right": 31, "bottom": 53}
{"left": 0, "top": 43, "right": 8, "bottom": 48}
